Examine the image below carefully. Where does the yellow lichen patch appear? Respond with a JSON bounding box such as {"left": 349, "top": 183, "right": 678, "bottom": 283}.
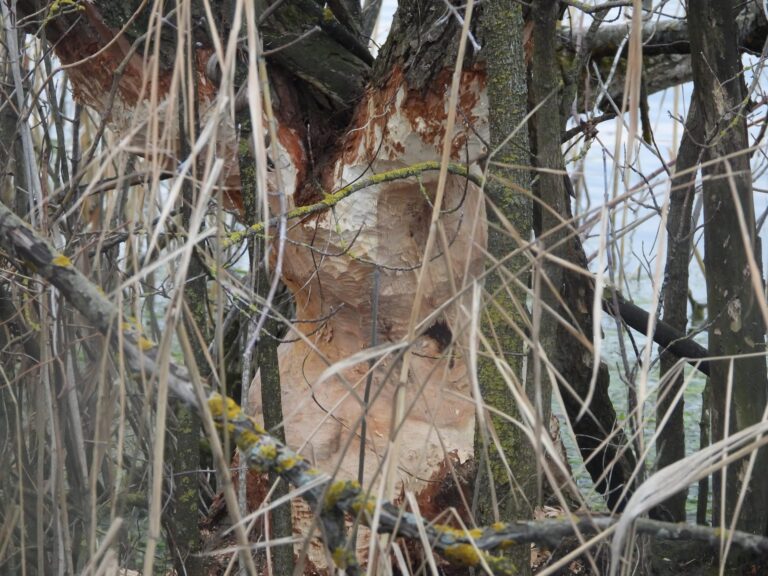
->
{"left": 237, "top": 429, "right": 263, "bottom": 449}
{"left": 497, "top": 538, "right": 517, "bottom": 550}
{"left": 275, "top": 454, "right": 301, "bottom": 473}
{"left": 51, "top": 254, "right": 72, "bottom": 267}
{"left": 322, "top": 7, "right": 335, "bottom": 23}
{"left": 331, "top": 546, "right": 354, "bottom": 569}
{"left": 228, "top": 230, "right": 246, "bottom": 245}
{"left": 443, "top": 543, "right": 481, "bottom": 566}
{"left": 467, "top": 528, "right": 483, "bottom": 539}
{"left": 258, "top": 443, "right": 277, "bottom": 460}
{"left": 350, "top": 495, "right": 376, "bottom": 516}
{"left": 435, "top": 525, "right": 483, "bottom": 540}
{"left": 218, "top": 423, "right": 238, "bottom": 438}
{"left": 324, "top": 480, "right": 359, "bottom": 512}
{"left": 492, "top": 522, "right": 506, "bottom": 531}
{"left": 208, "top": 393, "right": 242, "bottom": 421}
{"left": 47, "top": 0, "right": 83, "bottom": 19}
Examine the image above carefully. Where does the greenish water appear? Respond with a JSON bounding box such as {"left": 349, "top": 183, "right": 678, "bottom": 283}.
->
{"left": 553, "top": 277, "right": 708, "bottom": 520}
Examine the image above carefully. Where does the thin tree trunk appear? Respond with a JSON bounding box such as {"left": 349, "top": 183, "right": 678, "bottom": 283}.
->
{"left": 173, "top": 56, "right": 205, "bottom": 575}
{"left": 528, "top": 0, "right": 562, "bottom": 502}
{"left": 655, "top": 94, "right": 702, "bottom": 522}
{"left": 474, "top": 3, "right": 535, "bottom": 573}
{"left": 238, "top": 111, "right": 294, "bottom": 575}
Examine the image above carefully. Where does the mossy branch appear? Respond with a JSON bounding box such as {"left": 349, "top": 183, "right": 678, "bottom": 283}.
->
{"left": 0, "top": 201, "right": 198, "bottom": 408}
{"left": 3, "top": 197, "right": 768, "bottom": 574}
{"left": 223, "top": 161, "right": 481, "bottom": 249}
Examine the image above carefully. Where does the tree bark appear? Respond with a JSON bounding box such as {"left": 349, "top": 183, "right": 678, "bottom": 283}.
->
{"left": 688, "top": 0, "right": 768, "bottom": 536}
{"left": 656, "top": 93, "right": 703, "bottom": 523}
{"left": 238, "top": 109, "right": 295, "bottom": 575}
{"left": 530, "top": 3, "right": 639, "bottom": 513}
{"left": 473, "top": 2, "right": 535, "bottom": 573}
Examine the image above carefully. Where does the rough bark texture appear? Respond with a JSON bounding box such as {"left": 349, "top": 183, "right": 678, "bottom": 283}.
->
{"left": 258, "top": 0, "right": 371, "bottom": 106}
{"left": 237, "top": 111, "right": 295, "bottom": 575}
{"left": 688, "top": 0, "right": 768, "bottom": 536}
{"left": 532, "top": 2, "right": 638, "bottom": 513}
{"left": 529, "top": 0, "right": 569, "bottom": 496}
{"left": 473, "top": 2, "right": 535, "bottom": 573}
{"left": 656, "top": 94, "right": 702, "bottom": 523}
{"left": 165, "top": 45, "right": 206, "bottom": 575}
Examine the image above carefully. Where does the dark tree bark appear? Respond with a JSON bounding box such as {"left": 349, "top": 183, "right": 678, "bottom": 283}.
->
{"left": 688, "top": 0, "right": 768, "bottom": 536}
{"left": 167, "top": 34, "right": 206, "bottom": 575}
{"left": 655, "top": 94, "right": 703, "bottom": 523}
{"left": 530, "top": 2, "right": 639, "bottom": 513}
{"left": 237, "top": 110, "right": 295, "bottom": 576}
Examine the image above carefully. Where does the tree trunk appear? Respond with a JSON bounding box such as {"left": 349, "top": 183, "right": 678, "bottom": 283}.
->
{"left": 655, "top": 94, "right": 702, "bottom": 523}
{"left": 248, "top": 3, "right": 491, "bottom": 567}
{"left": 531, "top": 2, "right": 638, "bottom": 513}
{"left": 237, "top": 108, "right": 295, "bottom": 575}
{"left": 473, "top": 2, "right": 536, "bottom": 573}
{"left": 688, "top": 0, "right": 768, "bottom": 536}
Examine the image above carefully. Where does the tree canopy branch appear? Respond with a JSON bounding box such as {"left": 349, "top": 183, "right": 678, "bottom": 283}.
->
{"left": 562, "top": 1, "right": 766, "bottom": 58}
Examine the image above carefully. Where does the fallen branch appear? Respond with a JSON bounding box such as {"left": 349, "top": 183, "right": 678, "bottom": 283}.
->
{"left": 213, "top": 394, "right": 768, "bottom": 574}
{"left": 2, "top": 198, "right": 767, "bottom": 574}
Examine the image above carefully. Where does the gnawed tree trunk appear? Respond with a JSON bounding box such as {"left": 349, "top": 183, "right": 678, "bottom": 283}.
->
{"left": 248, "top": 4, "right": 489, "bottom": 566}
{"left": 688, "top": 0, "right": 768, "bottom": 536}
{"left": 16, "top": 0, "right": 768, "bottom": 573}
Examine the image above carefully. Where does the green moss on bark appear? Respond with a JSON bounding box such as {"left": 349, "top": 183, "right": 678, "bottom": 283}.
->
{"left": 474, "top": 3, "right": 534, "bottom": 574}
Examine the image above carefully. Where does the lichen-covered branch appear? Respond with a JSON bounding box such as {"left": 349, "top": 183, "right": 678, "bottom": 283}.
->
{"left": 0, "top": 201, "right": 199, "bottom": 409}
{"left": 222, "top": 161, "right": 481, "bottom": 248}
{"left": 209, "top": 394, "right": 768, "bottom": 574}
